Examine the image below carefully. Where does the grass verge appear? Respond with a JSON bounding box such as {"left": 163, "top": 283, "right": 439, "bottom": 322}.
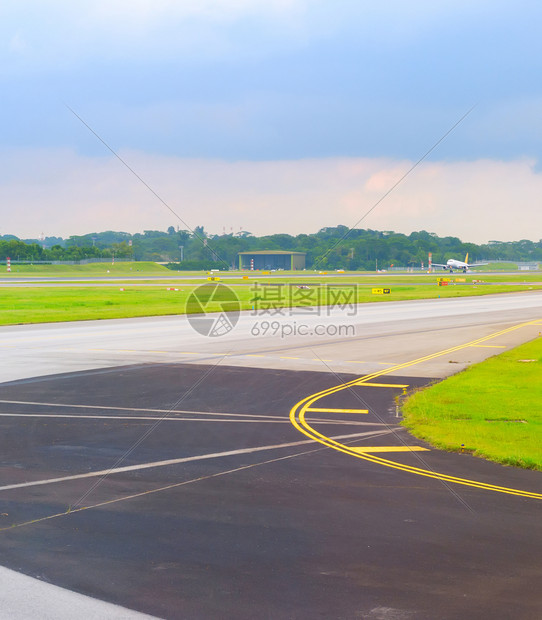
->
{"left": 0, "top": 283, "right": 541, "bottom": 326}
{"left": 401, "top": 337, "right": 542, "bottom": 470}
{"left": 0, "top": 261, "right": 171, "bottom": 276}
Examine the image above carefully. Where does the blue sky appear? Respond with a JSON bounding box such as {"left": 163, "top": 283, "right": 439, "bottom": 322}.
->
{"left": 2, "top": 1, "right": 542, "bottom": 241}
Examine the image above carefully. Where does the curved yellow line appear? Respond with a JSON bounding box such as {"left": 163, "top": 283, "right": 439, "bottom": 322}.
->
{"left": 289, "top": 319, "right": 542, "bottom": 500}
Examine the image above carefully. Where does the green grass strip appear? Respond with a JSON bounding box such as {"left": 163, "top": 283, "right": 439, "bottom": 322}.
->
{"left": 0, "top": 283, "right": 541, "bottom": 326}
{"left": 0, "top": 261, "right": 170, "bottom": 276}
{"left": 402, "top": 336, "right": 542, "bottom": 470}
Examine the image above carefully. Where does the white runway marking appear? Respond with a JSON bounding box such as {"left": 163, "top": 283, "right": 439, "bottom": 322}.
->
{"left": 0, "top": 399, "right": 286, "bottom": 420}
{"left": 0, "top": 399, "right": 387, "bottom": 426}
{"left": 2, "top": 431, "right": 397, "bottom": 532}
{"left": 0, "top": 412, "right": 383, "bottom": 426}
{"left": 0, "top": 429, "right": 394, "bottom": 492}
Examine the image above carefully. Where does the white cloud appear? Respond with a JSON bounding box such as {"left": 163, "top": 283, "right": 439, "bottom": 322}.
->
{"left": 0, "top": 0, "right": 313, "bottom": 73}
{"left": 90, "top": 0, "right": 307, "bottom": 20}
{"left": 1, "top": 148, "right": 541, "bottom": 243}
{"left": 0, "top": 0, "right": 501, "bottom": 74}
{"left": 8, "top": 31, "right": 28, "bottom": 54}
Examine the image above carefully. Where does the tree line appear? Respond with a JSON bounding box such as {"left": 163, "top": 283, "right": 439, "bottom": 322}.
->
{"left": 1, "top": 226, "right": 541, "bottom": 270}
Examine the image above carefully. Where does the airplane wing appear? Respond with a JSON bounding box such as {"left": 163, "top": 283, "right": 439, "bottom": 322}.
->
{"left": 431, "top": 263, "right": 447, "bottom": 267}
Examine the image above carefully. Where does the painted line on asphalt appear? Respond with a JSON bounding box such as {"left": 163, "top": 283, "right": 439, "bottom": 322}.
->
{"left": 0, "top": 399, "right": 286, "bottom": 421}
{"left": 351, "top": 446, "right": 429, "bottom": 453}
{"left": 0, "top": 429, "right": 392, "bottom": 493}
{"left": 354, "top": 382, "right": 409, "bottom": 388}
{"left": 0, "top": 430, "right": 397, "bottom": 533}
{"left": 0, "top": 399, "right": 384, "bottom": 426}
{"left": 290, "top": 319, "right": 542, "bottom": 500}
{"left": 306, "top": 407, "right": 369, "bottom": 414}
{"left": 0, "top": 412, "right": 380, "bottom": 427}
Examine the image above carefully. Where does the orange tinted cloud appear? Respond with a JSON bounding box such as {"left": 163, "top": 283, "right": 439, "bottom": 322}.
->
{"left": 1, "top": 149, "right": 540, "bottom": 243}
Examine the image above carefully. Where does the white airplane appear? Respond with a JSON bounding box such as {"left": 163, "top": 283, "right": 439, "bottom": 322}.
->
{"left": 431, "top": 253, "right": 488, "bottom": 273}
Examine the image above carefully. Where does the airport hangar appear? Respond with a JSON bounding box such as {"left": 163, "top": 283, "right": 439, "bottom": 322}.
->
{"left": 238, "top": 250, "right": 306, "bottom": 271}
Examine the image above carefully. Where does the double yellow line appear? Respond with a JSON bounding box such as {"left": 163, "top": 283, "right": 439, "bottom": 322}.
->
{"left": 289, "top": 320, "right": 542, "bottom": 500}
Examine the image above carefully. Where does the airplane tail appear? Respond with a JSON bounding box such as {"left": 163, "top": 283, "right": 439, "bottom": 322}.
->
{"left": 465, "top": 253, "right": 469, "bottom": 264}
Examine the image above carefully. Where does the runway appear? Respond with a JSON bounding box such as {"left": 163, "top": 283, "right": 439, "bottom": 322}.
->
{"left": 1, "top": 293, "right": 541, "bottom": 618}
{"left": 0, "top": 269, "right": 533, "bottom": 284}
{"left": 2, "top": 291, "right": 542, "bottom": 384}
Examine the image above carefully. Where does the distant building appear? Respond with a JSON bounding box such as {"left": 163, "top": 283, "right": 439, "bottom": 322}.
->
{"left": 238, "top": 251, "right": 306, "bottom": 271}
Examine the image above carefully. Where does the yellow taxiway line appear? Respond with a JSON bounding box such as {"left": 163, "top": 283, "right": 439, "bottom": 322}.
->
{"left": 350, "top": 446, "right": 429, "bottom": 453}
{"left": 306, "top": 407, "right": 369, "bottom": 414}
{"left": 353, "top": 382, "right": 410, "bottom": 388}
{"left": 290, "top": 319, "right": 542, "bottom": 500}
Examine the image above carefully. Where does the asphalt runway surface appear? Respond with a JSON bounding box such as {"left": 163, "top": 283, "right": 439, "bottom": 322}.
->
{"left": 0, "top": 273, "right": 539, "bottom": 288}
{"left": 0, "top": 269, "right": 533, "bottom": 282}
{"left": 1, "top": 362, "right": 541, "bottom": 620}
{"left": 1, "top": 293, "right": 542, "bottom": 618}
{"left": 3, "top": 292, "right": 542, "bottom": 384}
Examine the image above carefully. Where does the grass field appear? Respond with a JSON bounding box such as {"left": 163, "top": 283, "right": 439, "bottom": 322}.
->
{"left": 1, "top": 271, "right": 541, "bottom": 326}
{"left": 0, "top": 279, "right": 541, "bottom": 326}
{"left": 0, "top": 261, "right": 171, "bottom": 276}
{"left": 402, "top": 337, "right": 542, "bottom": 470}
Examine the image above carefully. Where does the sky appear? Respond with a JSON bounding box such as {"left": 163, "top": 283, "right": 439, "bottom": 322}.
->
{"left": 1, "top": 0, "right": 542, "bottom": 243}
